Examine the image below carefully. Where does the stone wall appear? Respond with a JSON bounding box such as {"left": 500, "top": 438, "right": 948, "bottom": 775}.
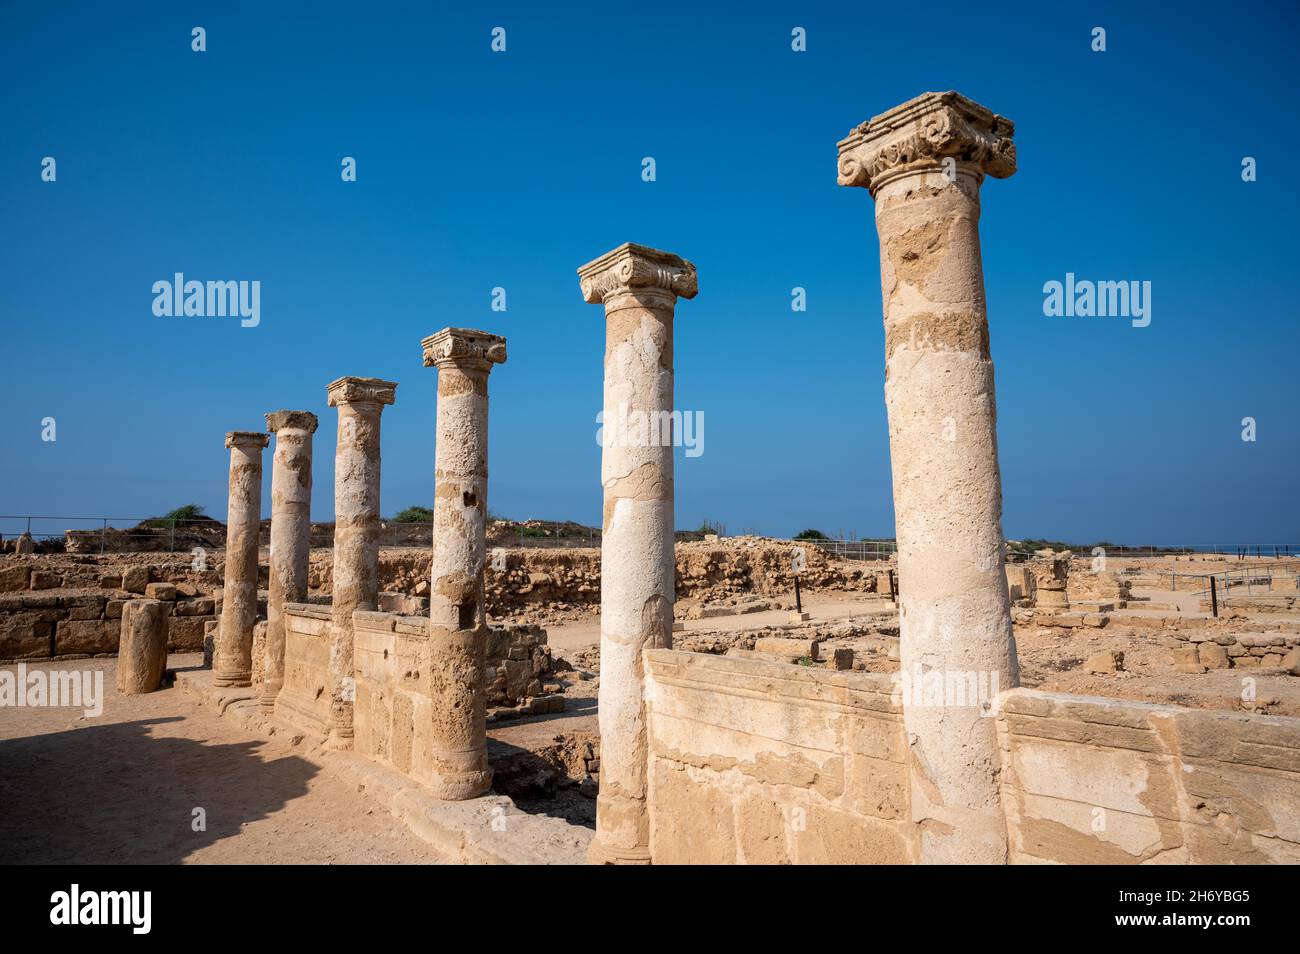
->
{"left": 643, "top": 650, "right": 1300, "bottom": 864}
{"left": 281, "top": 606, "right": 559, "bottom": 761}
{"left": 0, "top": 565, "right": 216, "bottom": 661}
{"left": 644, "top": 649, "right": 916, "bottom": 863}
{"left": 1167, "top": 630, "right": 1300, "bottom": 672}
{"left": 997, "top": 689, "right": 1300, "bottom": 863}
{"left": 304, "top": 539, "right": 881, "bottom": 617}
{"left": 274, "top": 604, "right": 333, "bottom": 737}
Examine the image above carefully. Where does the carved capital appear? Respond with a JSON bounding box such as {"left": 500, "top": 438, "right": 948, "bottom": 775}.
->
{"left": 577, "top": 242, "right": 698, "bottom": 306}
{"left": 837, "top": 91, "right": 1016, "bottom": 194}
{"left": 420, "top": 328, "right": 507, "bottom": 371}
{"left": 226, "top": 431, "right": 270, "bottom": 450}
{"left": 326, "top": 376, "right": 397, "bottom": 408}
{"left": 265, "top": 410, "right": 319, "bottom": 433}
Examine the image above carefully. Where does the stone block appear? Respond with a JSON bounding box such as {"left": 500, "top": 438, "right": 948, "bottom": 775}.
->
{"left": 1084, "top": 650, "right": 1124, "bottom": 673}
{"left": 1198, "top": 642, "right": 1229, "bottom": 669}
{"left": 167, "top": 615, "right": 209, "bottom": 652}
{"left": 56, "top": 619, "right": 119, "bottom": 655}
{"left": 174, "top": 597, "right": 215, "bottom": 616}
{"left": 121, "top": 565, "right": 149, "bottom": 594}
{"left": 0, "top": 611, "right": 55, "bottom": 658}
{"left": 753, "top": 636, "right": 821, "bottom": 661}
{"left": 30, "top": 571, "right": 62, "bottom": 590}
{"left": 144, "top": 582, "right": 177, "bottom": 601}
{"left": 0, "top": 565, "right": 32, "bottom": 592}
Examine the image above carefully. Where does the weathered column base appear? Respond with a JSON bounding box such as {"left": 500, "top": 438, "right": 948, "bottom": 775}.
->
{"left": 587, "top": 788, "right": 653, "bottom": 865}
{"left": 257, "top": 680, "right": 283, "bottom": 713}
{"left": 428, "top": 624, "right": 492, "bottom": 800}
{"left": 212, "top": 670, "right": 252, "bottom": 689}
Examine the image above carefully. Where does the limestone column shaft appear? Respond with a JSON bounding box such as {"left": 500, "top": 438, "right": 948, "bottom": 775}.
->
{"left": 214, "top": 431, "right": 269, "bottom": 688}
{"left": 260, "top": 410, "right": 318, "bottom": 712}
{"left": 578, "top": 242, "right": 697, "bottom": 864}
{"left": 326, "top": 376, "right": 396, "bottom": 745}
{"left": 420, "top": 328, "right": 506, "bottom": 800}
{"left": 838, "top": 91, "right": 1020, "bottom": 864}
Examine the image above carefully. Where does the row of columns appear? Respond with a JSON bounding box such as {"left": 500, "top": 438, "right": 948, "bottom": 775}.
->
{"left": 576, "top": 91, "right": 1020, "bottom": 864}
{"left": 207, "top": 89, "right": 1020, "bottom": 867}
{"left": 209, "top": 347, "right": 504, "bottom": 782}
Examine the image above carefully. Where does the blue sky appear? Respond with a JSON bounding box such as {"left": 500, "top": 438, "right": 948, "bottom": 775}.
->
{"left": 1, "top": 1, "right": 1297, "bottom": 545}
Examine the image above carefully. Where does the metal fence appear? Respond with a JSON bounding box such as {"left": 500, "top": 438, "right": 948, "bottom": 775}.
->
{"left": 1032, "top": 544, "right": 1299, "bottom": 559}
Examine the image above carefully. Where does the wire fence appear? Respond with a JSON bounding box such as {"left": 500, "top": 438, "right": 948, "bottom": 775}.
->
{"left": 3, "top": 514, "right": 1297, "bottom": 563}
{"left": 1023, "top": 544, "right": 1300, "bottom": 559}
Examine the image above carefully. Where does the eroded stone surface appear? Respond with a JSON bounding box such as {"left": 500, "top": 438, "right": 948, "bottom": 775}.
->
{"left": 260, "top": 410, "right": 317, "bottom": 712}
{"left": 839, "top": 91, "right": 1019, "bottom": 864}
{"left": 578, "top": 242, "right": 696, "bottom": 864}
{"left": 420, "top": 328, "right": 506, "bottom": 799}
{"left": 213, "top": 431, "right": 268, "bottom": 688}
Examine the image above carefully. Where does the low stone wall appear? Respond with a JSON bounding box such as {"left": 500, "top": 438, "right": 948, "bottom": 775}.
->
{"left": 997, "top": 689, "right": 1300, "bottom": 863}
{"left": 644, "top": 649, "right": 915, "bottom": 863}
{"left": 281, "top": 605, "right": 558, "bottom": 766}
{"left": 351, "top": 610, "right": 440, "bottom": 784}
{"left": 0, "top": 587, "right": 215, "bottom": 661}
{"left": 274, "top": 604, "right": 333, "bottom": 737}
{"left": 643, "top": 649, "right": 1300, "bottom": 864}
{"left": 1168, "top": 631, "right": 1300, "bottom": 671}
{"left": 304, "top": 539, "right": 881, "bottom": 617}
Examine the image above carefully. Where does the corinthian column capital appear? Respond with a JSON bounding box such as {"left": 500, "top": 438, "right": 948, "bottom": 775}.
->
{"left": 837, "top": 91, "right": 1016, "bottom": 195}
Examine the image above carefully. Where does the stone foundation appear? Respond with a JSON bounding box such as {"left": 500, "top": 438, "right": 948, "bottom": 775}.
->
{"left": 644, "top": 649, "right": 1300, "bottom": 864}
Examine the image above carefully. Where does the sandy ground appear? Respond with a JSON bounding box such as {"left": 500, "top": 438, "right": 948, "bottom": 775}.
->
{"left": 543, "top": 592, "right": 885, "bottom": 653}
{"left": 0, "top": 654, "right": 445, "bottom": 864}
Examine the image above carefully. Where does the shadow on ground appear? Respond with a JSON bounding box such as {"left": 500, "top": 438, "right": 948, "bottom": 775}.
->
{"left": 0, "top": 716, "right": 319, "bottom": 863}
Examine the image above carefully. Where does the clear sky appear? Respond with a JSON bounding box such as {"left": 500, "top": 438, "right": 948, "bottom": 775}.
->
{"left": 2, "top": 1, "right": 1297, "bottom": 546}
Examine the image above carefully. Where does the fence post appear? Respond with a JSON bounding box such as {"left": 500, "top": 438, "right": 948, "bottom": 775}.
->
{"left": 1209, "top": 576, "right": 1218, "bottom": 618}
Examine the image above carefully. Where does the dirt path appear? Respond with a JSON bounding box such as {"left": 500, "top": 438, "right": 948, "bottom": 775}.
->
{"left": 543, "top": 592, "right": 890, "bottom": 654}
{"left": 0, "top": 655, "right": 444, "bottom": 864}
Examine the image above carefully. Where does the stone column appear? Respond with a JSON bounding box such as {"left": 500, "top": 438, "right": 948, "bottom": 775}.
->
{"left": 118, "top": 599, "right": 168, "bottom": 694}
{"left": 1031, "top": 554, "right": 1071, "bottom": 610}
{"left": 260, "top": 410, "right": 318, "bottom": 712}
{"left": 213, "top": 431, "right": 269, "bottom": 688}
{"left": 420, "top": 328, "right": 507, "bottom": 799}
{"left": 325, "top": 377, "right": 396, "bottom": 746}
{"left": 838, "top": 92, "right": 1020, "bottom": 864}
{"left": 577, "top": 242, "right": 697, "bottom": 864}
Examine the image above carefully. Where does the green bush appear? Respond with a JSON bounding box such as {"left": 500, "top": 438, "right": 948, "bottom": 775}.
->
{"left": 139, "top": 504, "right": 209, "bottom": 528}
{"left": 390, "top": 506, "right": 434, "bottom": 523}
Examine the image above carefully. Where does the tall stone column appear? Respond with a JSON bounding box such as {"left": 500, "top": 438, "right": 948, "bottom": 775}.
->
{"left": 420, "top": 328, "right": 506, "bottom": 799}
{"left": 325, "top": 376, "right": 397, "bottom": 746}
{"left": 260, "top": 410, "right": 318, "bottom": 712}
{"left": 839, "top": 92, "right": 1020, "bottom": 863}
{"left": 214, "top": 431, "right": 269, "bottom": 688}
{"left": 578, "top": 242, "right": 697, "bottom": 864}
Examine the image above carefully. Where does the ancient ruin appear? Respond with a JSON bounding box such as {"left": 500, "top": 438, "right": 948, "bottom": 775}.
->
{"left": 324, "top": 377, "right": 396, "bottom": 746}
{"left": 579, "top": 242, "right": 697, "bottom": 863}
{"left": 3, "top": 90, "right": 1298, "bottom": 870}
{"left": 213, "top": 431, "right": 268, "bottom": 688}
{"left": 421, "top": 327, "right": 506, "bottom": 799}
{"left": 837, "top": 90, "right": 1019, "bottom": 863}
{"left": 261, "top": 411, "right": 318, "bottom": 712}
